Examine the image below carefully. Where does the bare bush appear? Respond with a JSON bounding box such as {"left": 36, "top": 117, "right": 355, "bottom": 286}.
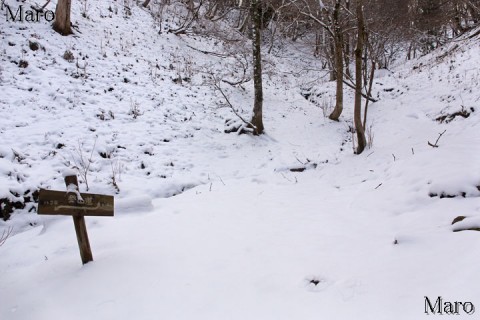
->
{"left": 319, "top": 97, "right": 334, "bottom": 119}
{"left": 0, "top": 226, "right": 13, "bottom": 247}
{"left": 70, "top": 138, "right": 97, "bottom": 191}
{"left": 366, "top": 124, "right": 374, "bottom": 149}
{"left": 80, "top": 0, "right": 89, "bottom": 18}
{"left": 129, "top": 99, "right": 142, "bottom": 119}
{"left": 110, "top": 159, "right": 123, "bottom": 193}
{"left": 75, "top": 58, "right": 88, "bottom": 80}
{"left": 63, "top": 50, "right": 74, "bottom": 62}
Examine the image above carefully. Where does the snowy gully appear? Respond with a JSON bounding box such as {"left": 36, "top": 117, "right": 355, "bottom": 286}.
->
{"left": 4, "top": 5, "right": 55, "bottom": 23}
{"left": 425, "top": 296, "right": 475, "bottom": 315}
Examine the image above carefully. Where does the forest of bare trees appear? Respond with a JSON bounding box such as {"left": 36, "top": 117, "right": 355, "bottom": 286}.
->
{"left": 53, "top": 0, "right": 479, "bottom": 151}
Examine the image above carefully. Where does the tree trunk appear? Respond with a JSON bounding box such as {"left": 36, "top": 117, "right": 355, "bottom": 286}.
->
{"left": 238, "top": 13, "right": 249, "bottom": 33}
{"left": 344, "top": 36, "right": 351, "bottom": 78}
{"left": 363, "top": 60, "right": 375, "bottom": 130}
{"left": 343, "top": 0, "right": 351, "bottom": 78}
{"left": 354, "top": 0, "right": 366, "bottom": 154}
{"left": 249, "top": 0, "right": 264, "bottom": 135}
{"left": 329, "top": 1, "right": 344, "bottom": 121}
{"left": 325, "top": 36, "right": 336, "bottom": 81}
{"left": 205, "top": 1, "right": 218, "bottom": 19}
{"left": 52, "top": 0, "right": 72, "bottom": 36}
{"left": 466, "top": 1, "right": 479, "bottom": 24}
{"left": 142, "top": 0, "right": 151, "bottom": 8}
{"left": 187, "top": 0, "right": 195, "bottom": 14}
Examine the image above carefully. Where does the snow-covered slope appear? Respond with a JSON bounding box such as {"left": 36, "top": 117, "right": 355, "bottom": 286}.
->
{"left": 1, "top": 1, "right": 480, "bottom": 319}
{"left": 0, "top": 0, "right": 335, "bottom": 225}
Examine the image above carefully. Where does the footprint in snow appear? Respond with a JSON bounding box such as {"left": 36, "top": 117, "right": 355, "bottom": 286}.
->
{"left": 304, "top": 276, "right": 331, "bottom": 292}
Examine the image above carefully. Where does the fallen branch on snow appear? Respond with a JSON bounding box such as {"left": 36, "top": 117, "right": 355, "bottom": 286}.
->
{"left": 428, "top": 130, "right": 447, "bottom": 148}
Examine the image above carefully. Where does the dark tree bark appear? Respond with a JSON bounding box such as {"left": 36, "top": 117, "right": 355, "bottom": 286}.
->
{"left": 343, "top": 0, "right": 351, "bottom": 78}
{"left": 354, "top": 0, "right": 366, "bottom": 154}
{"left": 363, "top": 60, "right": 375, "bottom": 130}
{"left": 52, "top": 0, "right": 72, "bottom": 36}
{"left": 329, "top": 1, "right": 344, "bottom": 121}
{"left": 249, "top": 0, "right": 264, "bottom": 135}
{"left": 142, "top": 0, "right": 151, "bottom": 8}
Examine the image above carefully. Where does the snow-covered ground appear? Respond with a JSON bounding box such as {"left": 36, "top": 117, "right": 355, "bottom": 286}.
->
{"left": 1, "top": 1, "right": 480, "bottom": 319}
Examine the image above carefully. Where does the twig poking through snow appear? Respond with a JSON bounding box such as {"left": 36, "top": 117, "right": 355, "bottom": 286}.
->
{"left": 294, "top": 155, "right": 306, "bottom": 165}
{"left": 428, "top": 130, "right": 447, "bottom": 148}
{"left": 0, "top": 227, "right": 13, "bottom": 247}
{"left": 216, "top": 175, "right": 226, "bottom": 186}
{"left": 280, "top": 173, "right": 298, "bottom": 184}
{"left": 70, "top": 138, "right": 97, "bottom": 191}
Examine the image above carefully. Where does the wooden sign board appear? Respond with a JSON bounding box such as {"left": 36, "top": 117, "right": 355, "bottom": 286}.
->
{"left": 38, "top": 189, "right": 114, "bottom": 217}
{"left": 37, "top": 175, "right": 115, "bottom": 265}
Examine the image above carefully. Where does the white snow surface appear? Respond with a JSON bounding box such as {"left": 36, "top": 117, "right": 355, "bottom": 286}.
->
{"left": 1, "top": 1, "right": 480, "bottom": 319}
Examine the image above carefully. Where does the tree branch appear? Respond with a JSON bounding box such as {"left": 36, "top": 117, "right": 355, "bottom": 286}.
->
{"left": 212, "top": 77, "right": 256, "bottom": 129}
{"left": 342, "top": 78, "right": 378, "bottom": 102}
{"left": 428, "top": 130, "right": 447, "bottom": 148}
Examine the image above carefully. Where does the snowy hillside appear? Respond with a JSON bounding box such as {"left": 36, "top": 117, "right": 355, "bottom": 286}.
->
{"left": 1, "top": 1, "right": 480, "bottom": 319}
{"left": 0, "top": 0, "right": 331, "bottom": 224}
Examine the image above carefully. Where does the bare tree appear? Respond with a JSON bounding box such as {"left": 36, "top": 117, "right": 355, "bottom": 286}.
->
{"left": 53, "top": 0, "right": 73, "bottom": 35}
{"left": 249, "top": 0, "right": 265, "bottom": 134}
{"left": 298, "top": 0, "right": 349, "bottom": 121}
{"left": 354, "top": 0, "right": 366, "bottom": 154}
{"left": 329, "top": 0, "right": 346, "bottom": 121}
{"left": 170, "top": 0, "right": 204, "bottom": 34}
{"left": 400, "top": 0, "right": 480, "bottom": 55}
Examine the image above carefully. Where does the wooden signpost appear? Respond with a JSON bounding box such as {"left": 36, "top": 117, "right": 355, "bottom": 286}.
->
{"left": 37, "top": 175, "right": 114, "bottom": 264}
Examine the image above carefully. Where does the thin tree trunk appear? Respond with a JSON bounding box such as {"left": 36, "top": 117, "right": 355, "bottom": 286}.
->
{"left": 187, "top": 0, "right": 195, "bottom": 13}
{"left": 142, "top": 0, "right": 151, "bottom": 8}
{"left": 238, "top": 13, "right": 249, "bottom": 32}
{"left": 354, "top": 0, "right": 366, "bottom": 154}
{"left": 329, "top": 34, "right": 344, "bottom": 121}
{"left": 344, "top": 37, "right": 351, "bottom": 78}
{"left": 467, "top": 1, "right": 480, "bottom": 23}
{"left": 329, "top": 1, "right": 344, "bottom": 121}
{"left": 363, "top": 60, "right": 375, "bottom": 130}
{"left": 52, "top": 0, "right": 72, "bottom": 36}
{"left": 343, "top": 0, "right": 351, "bottom": 78}
{"left": 325, "top": 36, "right": 336, "bottom": 81}
{"left": 267, "top": 23, "right": 276, "bottom": 54}
{"left": 205, "top": 1, "right": 218, "bottom": 19}
{"left": 249, "top": 0, "right": 264, "bottom": 135}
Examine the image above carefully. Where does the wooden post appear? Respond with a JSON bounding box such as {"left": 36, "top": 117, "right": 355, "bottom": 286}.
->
{"left": 65, "top": 175, "right": 93, "bottom": 264}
